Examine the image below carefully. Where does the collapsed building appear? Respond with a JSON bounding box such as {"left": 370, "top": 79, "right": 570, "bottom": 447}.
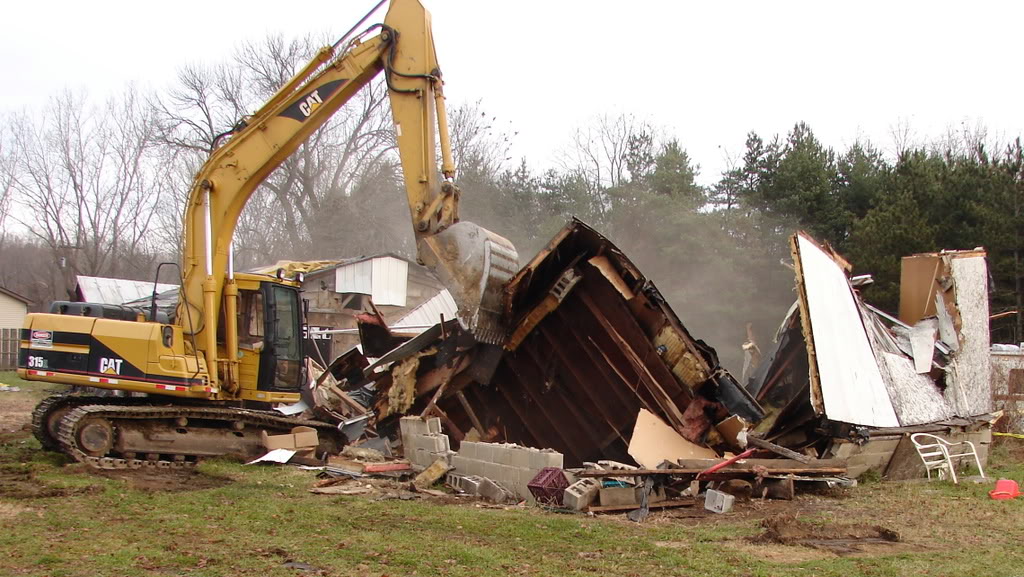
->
{"left": 745, "top": 234, "right": 994, "bottom": 478}
{"left": 308, "top": 223, "right": 996, "bottom": 511}
{"left": 340, "top": 219, "right": 763, "bottom": 467}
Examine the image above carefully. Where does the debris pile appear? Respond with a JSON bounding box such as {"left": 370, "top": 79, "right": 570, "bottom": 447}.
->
{"left": 244, "top": 222, "right": 997, "bottom": 520}
{"left": 745, "top": 234, "right": 995, "bottom": 480}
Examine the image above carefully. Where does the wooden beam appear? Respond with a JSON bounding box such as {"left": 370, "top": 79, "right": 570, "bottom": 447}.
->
{"left": 677, "top": 458, "right": 845, "bottom": 470}
{"left": 578, "top": 291, "right": 689, "bottom": 432}
{"left": 455, "top": 390, "right": 485, "bottom": 435}
{"left": 746, "top": 436, "right": 813, "bottom": 464}
{"left": 420, "top": 354, "right": 463, "bottom": 419}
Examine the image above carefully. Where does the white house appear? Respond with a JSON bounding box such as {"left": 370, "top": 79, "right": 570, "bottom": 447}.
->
{"left": 0, "top": 287, "right": 31, "bottom": 330}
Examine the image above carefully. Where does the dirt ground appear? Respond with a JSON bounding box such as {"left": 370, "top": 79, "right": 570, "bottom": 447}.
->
{"left": 0, "top": 393, "right": 37, "bottom": 436}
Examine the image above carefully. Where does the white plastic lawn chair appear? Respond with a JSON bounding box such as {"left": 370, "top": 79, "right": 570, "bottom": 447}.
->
{"left": 910, "top": 433, "right": 985, "bottom": 484}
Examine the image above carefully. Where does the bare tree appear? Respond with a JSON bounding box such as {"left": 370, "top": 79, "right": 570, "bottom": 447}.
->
{"left": 448, "top": 99, "right": 514, "bottom": 181}
{"left": 0, "top": 128, "right": 14, "bottom": 248}
{"left": 559, "top": 114, "right": 654, "bottom": 191}
{"left": 6, "top": 88, "right": 165, "bottom": 297}
{"left": 151, "top": 33, "right": 401, "bottom": 268}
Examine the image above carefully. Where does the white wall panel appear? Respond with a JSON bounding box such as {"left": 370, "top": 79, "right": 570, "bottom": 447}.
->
{"left": 798, "top": 235, "right": 899, "bottom": 427}
{"left": 371, "top": 257, "right": 408, "bottom": 307}
{"left": 335, "top": 260, "right": 373, "bottom": 295}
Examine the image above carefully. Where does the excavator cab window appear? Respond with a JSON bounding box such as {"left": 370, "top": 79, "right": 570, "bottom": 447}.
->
{"left": 235, "top": 290, "right": 265, "bottom": 348}
{"left": 257, "top": 283, "right": 303, "bottom": 392}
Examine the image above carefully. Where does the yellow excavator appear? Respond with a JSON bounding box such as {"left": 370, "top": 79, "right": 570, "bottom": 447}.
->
{"left": 17, "top": 0, "right": 517, "bottom": 468}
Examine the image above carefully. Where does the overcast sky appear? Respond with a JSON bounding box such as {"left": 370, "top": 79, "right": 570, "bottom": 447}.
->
{"left": 3, "top": 0, "right": 1022, "bottom": 184}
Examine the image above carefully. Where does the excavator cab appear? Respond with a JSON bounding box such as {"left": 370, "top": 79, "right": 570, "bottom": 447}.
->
{"left": 234, "top": 282, "right": 305, "bottom": 395}
{"left": 259, "top": 283, "right": 304, "bottom": 392}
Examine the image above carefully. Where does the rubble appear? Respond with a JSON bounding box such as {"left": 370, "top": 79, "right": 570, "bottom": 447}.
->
{"left": 267, "top": 223, "right": 1000, "bottom": 522}
{"left": 348, "top": 219, "right": 763, "bottom": 467}
{"left": 704, "top": 489, "right": 735, "bottom": 514}
{"left": 413, "top": 459, "right": 452, "bottom": 490}
{"left": 745, "top": 234, "right": 996, "bottom": 479}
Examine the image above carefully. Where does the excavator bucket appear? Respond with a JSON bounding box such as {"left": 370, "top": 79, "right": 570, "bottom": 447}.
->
{"left": 417, "top": 221, "right": 519, "bottom": 345}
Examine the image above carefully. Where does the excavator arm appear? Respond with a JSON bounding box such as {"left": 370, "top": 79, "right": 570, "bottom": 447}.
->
{"left": 176, "top": 0, "right": 517, "bottom": 390}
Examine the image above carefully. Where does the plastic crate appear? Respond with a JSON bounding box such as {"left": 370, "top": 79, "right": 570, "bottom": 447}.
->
{"left": 527, "top": 467, "right": 569, "bottom": 506}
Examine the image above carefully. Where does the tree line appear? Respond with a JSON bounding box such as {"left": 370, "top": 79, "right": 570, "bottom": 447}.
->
{"left": 2, "top": 34, "right": 1021, "bottom": 372}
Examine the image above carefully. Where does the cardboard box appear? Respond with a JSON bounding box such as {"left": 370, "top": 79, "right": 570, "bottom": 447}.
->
{"left": 262, "top": 426, "right": 319, "bottom": 451}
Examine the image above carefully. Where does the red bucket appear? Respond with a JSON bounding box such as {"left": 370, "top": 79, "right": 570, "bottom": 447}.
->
{"left": 989, "top": 479, "right": 1020, "bottom": 500}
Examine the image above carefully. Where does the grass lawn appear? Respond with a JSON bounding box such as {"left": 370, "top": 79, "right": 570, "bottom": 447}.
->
{"left": 0, "top": 370, "right": 1022, "bottom": 576}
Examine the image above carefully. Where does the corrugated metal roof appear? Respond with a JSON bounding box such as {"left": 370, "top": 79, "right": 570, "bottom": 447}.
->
{"left": 76, "top": 276, "right": 178, "bottom": 305}
{"left": 395, "top": 289, "right": 456, "bottom": 329}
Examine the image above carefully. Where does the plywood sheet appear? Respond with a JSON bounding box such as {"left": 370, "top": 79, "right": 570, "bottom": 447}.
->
{"left": 795, "top": 235, "right": 899, "bottom": 427}
{"left": 898, "top": 255, "right": 942, "bottom": 325}
{"left": 628, "top": 408, "right": 717, "bottom": 468}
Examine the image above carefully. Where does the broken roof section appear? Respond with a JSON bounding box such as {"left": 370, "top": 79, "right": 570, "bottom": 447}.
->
{"left": 353, "top": 219, "right": 763, "bottom": 467}
{"left": 750, "top": 233, "right": 993, "bottom": 438}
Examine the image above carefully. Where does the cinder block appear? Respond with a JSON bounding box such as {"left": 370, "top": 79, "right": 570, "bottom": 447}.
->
{"left": 704, "top": 489, "right": 735, "bottom": 514}
{"left": 529, "top": 449, "right": 564, "bottom": 470}
{"left": 412, "top": 433, "right": 450, "bottom": 454}
{"left": 482, "top": 460, "right": 503, "bottom": 482}
{"left": 563, "top": 478, "right": 600, "bottom": 511}
{"left": 513, "top": 468, "right": 534, "bottom": 501}
{"left": 447, "top": 473, "right": 485, "bottom": 495}
{"left": 412, "top": 448, "right": 433, "bottom": 468}
{"left": 498, "top": 464, "right": 521, "bottom": 487}
{"left": 478, "top": 477, "right": 514, "bottom": 504}
{"left": 507, "top": 446, "right": 532, "bottom": 469}
{"left": 599, "top": 486, "right": 641, "bottom": 507}
{"left": 451, "top": 455, "right": 479, "bottom": 476}
{"left": 458, "top": 441, "right": 478, "bottom": 460}
{"left": 597, "top": 460, "right": 637, "bottom": 471}
{"left": 400, "top": 416, "right": 430, "bottom": 437}
{"left": 430, "top": 450, "right": 455, "bottom": 467}
{"left": 425, "top": 417, "right": 442, "bottom": 434}
{"left": 474, "top": 442, "right": 497, "bottom": 463}
{"left": 410, "top": 435, "right": 436, "bottom": 454}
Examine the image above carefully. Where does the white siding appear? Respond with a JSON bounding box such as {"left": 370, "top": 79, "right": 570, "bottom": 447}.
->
{"left": 372, "top": 257, "right": 408, "bottom": 307}
{"left": 797, "top": 235, "right": 900, "bottom": 428}
{"left": 396, "top": 289, "right": 455, "bottom": 328}
{"left": 335, "top": 260, "right": 373, "bottom": 295}
{"left": 0, "top": 294, "right": 28, "bottom": 329}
